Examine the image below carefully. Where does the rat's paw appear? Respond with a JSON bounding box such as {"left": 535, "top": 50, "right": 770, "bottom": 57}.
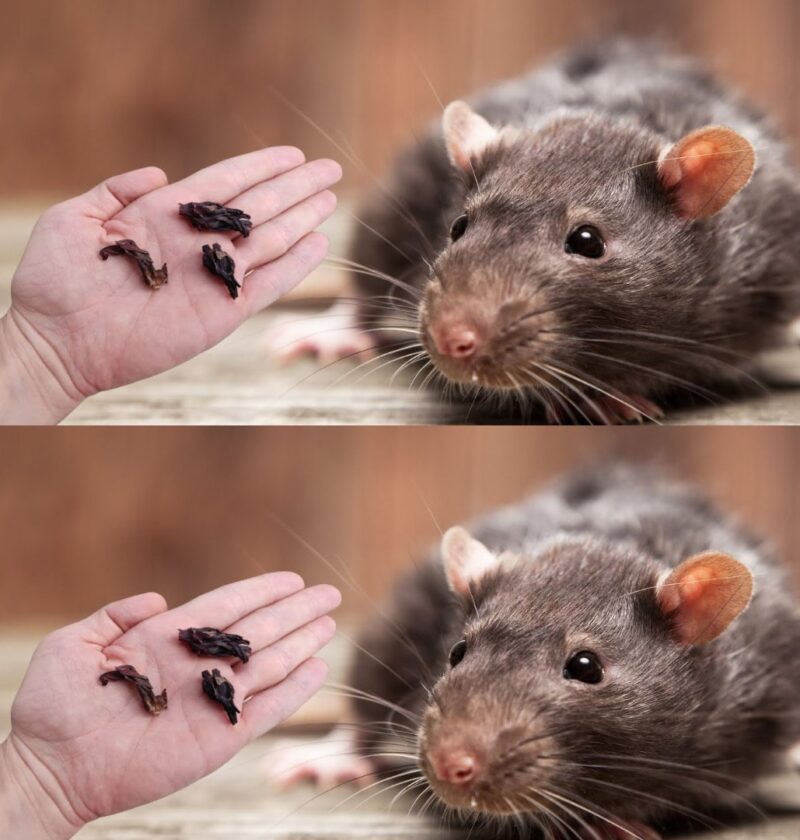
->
{"left": 573, "top": 820, "right": 661, "bottom": 840}
{"left": 788, "top": 742, "right": 800, "bottom": 771}
{"left": 545, "top": 393, "right": 663, "bottom": 425}
{"left": 265, "top": 307, "right": 376, "bottom": 365}
{"left": 263, "top": 737, "right": 378, "bottom": 791}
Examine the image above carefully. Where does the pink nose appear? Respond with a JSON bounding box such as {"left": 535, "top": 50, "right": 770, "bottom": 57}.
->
{"left": 432, "top": 324, "right": 481, "bottom": 359}
{"left": 431, "top": 749, "right": 481, "bottom": 786}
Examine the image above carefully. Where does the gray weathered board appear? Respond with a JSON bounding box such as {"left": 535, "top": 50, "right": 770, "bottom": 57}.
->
{"left": 3, "top": 206, "right": 800, "bottom": 426}
{"left": 2, "top": 633, "right": 800, "bottom": 839}
{"left": 79, "top": 739, "right": 800, "bottom": 839}
{"left": 58, "top": 308, "right": 800, "bottom": 427}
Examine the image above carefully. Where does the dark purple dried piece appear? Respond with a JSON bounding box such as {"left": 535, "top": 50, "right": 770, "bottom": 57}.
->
{"left": 202, "top": 243, "right": 240, "bottom": 300}
{"left": 179, "top": 202, "right": 253, "bottom": 237}
{"left": 201, "top": 668, "right": 240, "bottom": 725}
{"left": 99, "top": 239, "right": 169, "bottom": 290}
{"left": 99, "top": 664, "right": 168, "bottom": 716}
{"left": 178, "top": 627, "right": 252, "bottom": 663}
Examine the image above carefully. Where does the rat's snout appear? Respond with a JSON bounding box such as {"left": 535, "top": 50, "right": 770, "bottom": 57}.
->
{"left": 421, "top": 273, "right": 560, "bottom": 389}
{"left": 429, "top": 743, "right": 483, "bottom": 787}
{"left": 430, "top": 320, "right": 484, "bottom": 360}
{"left": 422, "top": 701, "right": 558, "bottom": 815}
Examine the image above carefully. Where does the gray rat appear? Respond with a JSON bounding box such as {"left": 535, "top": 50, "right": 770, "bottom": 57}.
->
{"left": 275, "top": 38, "right": 800, "bottom": 424}
{"left": 269, "top": 464, "right": 800, "bottom": 839}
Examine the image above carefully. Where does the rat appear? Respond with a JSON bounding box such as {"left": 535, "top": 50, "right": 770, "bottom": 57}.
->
{"left": 271, "top": 38, "right": 800, "bottom": 424}
{"left": 267, "top": 463, "right": 800, "bottom": 839}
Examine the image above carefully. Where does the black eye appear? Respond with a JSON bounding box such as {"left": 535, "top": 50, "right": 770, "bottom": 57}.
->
{"left": 450, "top": 214, "right": 468, "bottom": 241}
{"left": 449, "top": 639, "right": 467, "bottom": 667}
{"left": 563, "top": 650, "right": 604, "bottom": 684}
{"left": 565, "top": 225, "right": 606, "bottom": 259}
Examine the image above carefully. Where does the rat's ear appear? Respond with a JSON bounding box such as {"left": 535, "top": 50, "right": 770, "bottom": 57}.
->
{"left": 657, "top": 126, "right": 756, "bottom": 219}
{"left": 655, "top": 551, "right": 754, "bottom": 646}
{"left": 441, "top": 527, "right": 498, "bottom": 596}
{"left": 443, "top": 101, "right": 499, "bottom": 172}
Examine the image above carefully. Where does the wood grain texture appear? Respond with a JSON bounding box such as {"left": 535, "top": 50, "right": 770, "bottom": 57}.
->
{"left": 1, "top": 0, "right": 798, "bottom": 199}
{"left": 1, "top": 633, "right": 799, "bottom": 838}
{"left": 0, "top": 425, "right": 798, "bottom": 625}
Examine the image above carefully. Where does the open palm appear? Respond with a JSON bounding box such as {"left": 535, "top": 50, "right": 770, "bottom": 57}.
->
{"left": 6, "top": 573, "right": 340, "bottom": 826}
{"left": 7, "top": 148, "right": 341, "bottom": 401}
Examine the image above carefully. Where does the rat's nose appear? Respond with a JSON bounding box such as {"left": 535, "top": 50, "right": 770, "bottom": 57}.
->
{"left": 430, "top": 748, "right": 482, "bottom": 787}
{"left": 431, "top": 323, "right": 482, "bottom": 359}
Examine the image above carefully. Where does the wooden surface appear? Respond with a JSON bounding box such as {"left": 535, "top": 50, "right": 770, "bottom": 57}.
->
{"left": 1, "top": 632, "right": 800, "bottom": 839}
{"left": 1, "top": 426, "right": 800, "bottom": 625}
{"left": 61, "top": 306, "right": 800, "bottom": 427}
{"left": 2, "top": 0, "right": 800, "bottom": 200}
{"left": 3, "top": 202, "right": 800, "bottom": 429}
{"left": 78, "top": 742, "right": 800, "bottom": 839}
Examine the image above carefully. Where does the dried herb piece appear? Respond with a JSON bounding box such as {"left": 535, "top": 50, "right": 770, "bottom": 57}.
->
{"left": 179, "top": 202, "right": 253, "bottom": 237}
{"left": 99, "top": 240, "right": 169, "bottom": 290}
{"left": 201, "top": 668, "right": 240, "bottom": 725}
{"left": 178, "top": 627, "right": 252, "bottom": 663}
{"left": 202, "top": 243, "right": 240, "bottom": 300}
{"left": 99, "top": 665, "right": 168, "bottom": 716}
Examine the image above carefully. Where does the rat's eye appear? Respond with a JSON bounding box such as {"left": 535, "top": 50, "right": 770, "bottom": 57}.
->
{"left": 450, "top": 214, "right": 469, "bottom": 242}
{"left": 449, "top": 639, "right": 467, "bottom": 667}
{"left": 565, "top": 225, "right": 606, "bottom": 259}
{"left": 563, "top": 650, "right": 604, "bottom": 684}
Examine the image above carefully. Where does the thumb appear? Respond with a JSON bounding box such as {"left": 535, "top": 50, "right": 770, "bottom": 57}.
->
{"left": 71, "top": 166, "right": 169, "bottom": 220}
{"left": 75, "top": 592, "right": 169, "bottom": 646}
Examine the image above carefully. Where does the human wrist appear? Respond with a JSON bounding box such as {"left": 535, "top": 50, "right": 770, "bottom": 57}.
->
{"left": 0, "top": 736, "right": 85, "bottom": 839}
{"left": 0, "top": 309, "right": 83, "bottom": 424}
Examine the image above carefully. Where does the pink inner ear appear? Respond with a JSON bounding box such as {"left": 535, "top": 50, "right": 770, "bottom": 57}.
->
{"left": 658, "top": 126, "right": 756, "bottom": 219}
{"left": 441, "top": 527, "right": 497, "bottom": 597}
{"left": 442, "top": 102, "right": 499, "bottom": 172}
{"left": 679, "top": 564, "right": 715, "bottom": 603}
{"left": 657, "top": 552, "right": 754, "bottom": 646}
{"left": 680, "top": 140, "right": 716, "bottom": 179}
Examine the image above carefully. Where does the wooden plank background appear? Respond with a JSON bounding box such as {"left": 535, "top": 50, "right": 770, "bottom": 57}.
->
{"left": 1, "top": 0, "right": 799, "bottom": 201}
{"left": 0, "top": 427, "right": 798, "bottom": 626}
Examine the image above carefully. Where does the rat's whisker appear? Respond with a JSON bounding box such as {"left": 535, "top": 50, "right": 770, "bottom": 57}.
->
{"left": 349, "top": 346, "right": 426, "bottom": 385}
{"left": 519, "top": 792, "right": 580, "bottom": 840}
{"left": 329, "top": 767, "right": 423, "bottom": 813}
{"left": 530, "top": 361, "right": 608, "bottom": 425}
{"left": 341, "top": 207, "right": 415, "bottom": 264}
{"left": 539, "top": 362, "right": 662, "bottom": 424}
{"left": 267, "top": 86, "right": 436, "bottom": 255}
{"left": 329, "top": 343, "right": 423, "bottom": 388}
{"left": 541, "top": 785, "right": 645, "bottom": 839}
{"left": 389, "top": 777, "right": 429, "bottom": 811}
{"left": 278, "top": 339, "right": 413, "bottom": 396}
{"left": 261, "top": 512, "right": 441, "bottom": 687}
{"left": 566, "top": 345, "right": 724, "bottom": 404}
{"left": 390, "top": 350, "right": 429, "bottom": 385}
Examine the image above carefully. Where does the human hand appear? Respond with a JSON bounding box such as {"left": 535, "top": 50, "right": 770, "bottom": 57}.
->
{"left": 0, "top": 573, "right": 340, "bottom": 837}
{"left": 0, "top": 148, "right": 341, "bottom": 423}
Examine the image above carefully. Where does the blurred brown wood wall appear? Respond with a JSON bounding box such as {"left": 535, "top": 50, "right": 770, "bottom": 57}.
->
{"left": 0, "top": 427, "right": 798, "bottom": 627}
{"left": 1, "top": 0, "right": 799, "bottom": 199}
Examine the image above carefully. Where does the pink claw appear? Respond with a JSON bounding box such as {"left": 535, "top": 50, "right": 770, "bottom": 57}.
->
{"left": 265, "top": 305, "right": 377, "bottom": 365}
{"left": 546, "top": 393, "right": 664, "bottom": 425}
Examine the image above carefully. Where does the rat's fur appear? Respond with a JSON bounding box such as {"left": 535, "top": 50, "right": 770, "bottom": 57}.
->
{"left": 347, "top": 464, "right": 800, "bottom": 834}
{"left": 350, "top": 39, "right": 800, "bottom": 418}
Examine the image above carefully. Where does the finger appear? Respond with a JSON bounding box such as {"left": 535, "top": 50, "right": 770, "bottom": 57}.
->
{"left": 226, "top": 584, "right": 341, "bottom": 654}
{"left": 238, "top": 190, "right": 337, "bottom": 269}
{"left": 237, "top": 616, "right": 336, "bottom": 697}
{"left": 232, "top": 158, "right": 341, "bottom": 230}
{"left": 73, "top": 167, "right": 169, "bottom": 219}
{"left": 77, "top": 592, "right": 169, "bottom": 645}
{"left": 242, "top": 231, "right": 329, "bottom": 313}
{"left": 172, "top": 146, "right": 306, "bottom": 205}
{"left": 242, "top": 658, "right": 329, "bottom": 739}
{"left": 174, "top": 571, "right": 305, "bottom": 629}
